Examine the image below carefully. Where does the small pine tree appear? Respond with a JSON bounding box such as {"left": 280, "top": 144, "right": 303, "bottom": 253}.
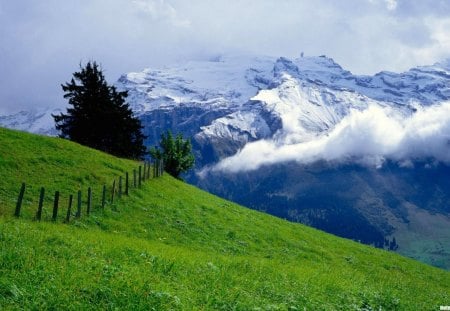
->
{"left": 149, "top": 131, "right": 194, "bottom": 179}
{"left": 53, "top": 61, "right": 146, "bottom": 159}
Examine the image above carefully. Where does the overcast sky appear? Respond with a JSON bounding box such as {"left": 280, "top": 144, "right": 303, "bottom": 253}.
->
{"left": 1, "top": 0, "right": 450, "bottom": 114}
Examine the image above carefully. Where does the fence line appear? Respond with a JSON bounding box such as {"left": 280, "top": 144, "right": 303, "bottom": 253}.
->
{"left": 13, "top": 160, "right": 164, "bottom": 223}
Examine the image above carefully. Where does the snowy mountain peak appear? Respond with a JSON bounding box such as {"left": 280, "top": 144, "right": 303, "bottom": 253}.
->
{"left": 2, "top": 53, "right": 450, "bottom": 162}
{"left": 114, "top": 54, "right": 450, "bottom": 172}
{"left": 296, "top": 55, "right": 349, "bottom": 74}
{"left": 0, "top": 108, "right": 60, "bottom": 136}
{"left": 430, "top": 58, "right": 450, "bottom": 71}
{"left": 273, "top": 57, "right": 300, "bottom": 78}
{"left": 117, "top": 54, "right": 450, "bottom": 112}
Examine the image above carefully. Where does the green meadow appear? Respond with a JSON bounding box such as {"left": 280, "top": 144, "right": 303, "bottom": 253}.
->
{"left": 0, "top": 127, "right": 449, "bottom": 310}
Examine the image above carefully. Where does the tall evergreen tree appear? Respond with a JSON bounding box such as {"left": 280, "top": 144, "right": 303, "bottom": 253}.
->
{"left": 149, "top": 131, "right": 195, "bottom": 179}
{"left": 53, "top": 62, "right": 145, "bottom": 159}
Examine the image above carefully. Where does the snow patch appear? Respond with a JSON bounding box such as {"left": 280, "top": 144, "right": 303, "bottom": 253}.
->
{"left": 0, "top": 108, "right": 59, "bottom": 136}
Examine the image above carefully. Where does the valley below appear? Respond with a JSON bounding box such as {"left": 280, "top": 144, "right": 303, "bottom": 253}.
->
{"left": 196, "top": 161, "right": 450, "bottom": 269}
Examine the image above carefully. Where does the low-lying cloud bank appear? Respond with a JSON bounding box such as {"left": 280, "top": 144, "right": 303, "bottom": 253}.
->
{"left": 209, "top": 102, "right": 450, "bottom": 173}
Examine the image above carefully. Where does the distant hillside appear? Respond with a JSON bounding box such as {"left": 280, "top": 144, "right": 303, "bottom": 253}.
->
{"left": 0, "top": 127, "right": 449, "bottom": 309}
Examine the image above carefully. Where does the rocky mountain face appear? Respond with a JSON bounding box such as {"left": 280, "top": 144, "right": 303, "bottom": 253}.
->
{"left": 2, "top": 54, "right": 450, "bottom": 268}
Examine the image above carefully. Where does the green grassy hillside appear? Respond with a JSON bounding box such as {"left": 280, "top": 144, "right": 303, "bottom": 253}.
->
{"left": 0, "top": 127, "right": 449, "bottom": 310}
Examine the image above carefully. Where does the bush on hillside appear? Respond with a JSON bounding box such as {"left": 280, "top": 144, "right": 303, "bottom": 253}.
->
{"left": 149, "top": 130, "right": 194, "bottom": 179}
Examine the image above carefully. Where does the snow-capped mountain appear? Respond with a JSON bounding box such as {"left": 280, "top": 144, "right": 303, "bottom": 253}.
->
{"left": 0, "top": 108, "right": 60, "bottom": 136}
{"left": 114, "top": 54, "right": 450, "bottom": 169}
{"left": 118, "top": 55, "right": 274, "bottom": 113}
{"left": 3, "top": 54, "right": 450, "bottom": 152}
{"left": 119, "top": 54, "right": 450, "bottom": 115}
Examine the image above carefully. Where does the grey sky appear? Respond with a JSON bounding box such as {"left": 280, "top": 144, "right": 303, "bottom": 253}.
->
{"left": 1, "top": 0, "right": 450, "bottom": 114}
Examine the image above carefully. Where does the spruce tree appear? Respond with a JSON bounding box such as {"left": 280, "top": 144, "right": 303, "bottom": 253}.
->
{"left": 53, "top": 61, "right": 145, "bottom": 159}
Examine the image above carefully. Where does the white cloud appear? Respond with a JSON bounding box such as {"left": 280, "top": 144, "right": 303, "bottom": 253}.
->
{"left": 210, "top": 103, "right": 450, "bottom": 173}
{"left": 1, "top": 0, "right": 450, "bottom": 113}
{"left": 368, "top": 0, "right": 397, "bottom": 11}
{"left": 132, "top": 0, "right": 190, "bottom": 27}
{"left": 385, "top": 0, "right": 398, "bottom": 11}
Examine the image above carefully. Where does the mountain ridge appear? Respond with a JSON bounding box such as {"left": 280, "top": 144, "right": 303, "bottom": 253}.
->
{"left": 3, "top": 54, "right": 450, "bottom": 139}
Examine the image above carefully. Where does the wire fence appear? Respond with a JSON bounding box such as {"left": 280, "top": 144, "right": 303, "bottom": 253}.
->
{"left": 13, "top": 159, "right": 164, "bottom": 223}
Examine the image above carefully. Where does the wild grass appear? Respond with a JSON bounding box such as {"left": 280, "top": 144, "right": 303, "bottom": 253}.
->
{"left": 0, "top": 127, "right": 449, "bottom": 310}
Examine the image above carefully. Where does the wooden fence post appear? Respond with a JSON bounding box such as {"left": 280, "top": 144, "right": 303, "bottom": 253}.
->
{"left": 14, "top": 182, "right": 26, "bottom": 217}
{"left": 87, "top": 187, "right": 92, "bottom": 216}
{"left": 111, "top": 180, "right": 116, "bottom": 204}
{"left": 101, "top": 185, "right": 106, "bottom": 208}
{"left": 36, "top": 187, "right": 45, "bottom": 221}
{"left": 52, "top": 191, "right": 59, "bottom": 222}
{"left": 143, "top": 162, "right": 147, "bottom": 181}
{"left": 125, "top": 172, "right": 129, "bottom": 195}
{"left": 133, "top": 169, "right": 137, "bottom": 188}
{"left": 118, "top": 176, "right": 122, "bottom": 198}
{"left": 66, "top": 194, "right": 73, "bottom": 223}
{"left": 76, "top": 190, "right": 82, "bottom": 218}
{"left": 139, "top": 166, "right": 142, "bottom": 187}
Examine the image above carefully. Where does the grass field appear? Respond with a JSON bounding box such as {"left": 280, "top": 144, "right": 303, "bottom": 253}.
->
{"left": 0, "top": 127, "right": 449, "bottom": 310}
